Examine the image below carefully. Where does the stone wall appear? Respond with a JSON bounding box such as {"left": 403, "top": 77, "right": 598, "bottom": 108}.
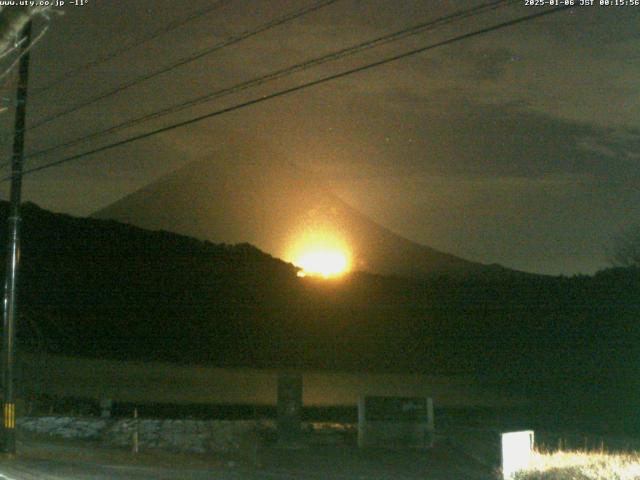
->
{"left": 18, "top": 416, "right": 275, "bottom": 454}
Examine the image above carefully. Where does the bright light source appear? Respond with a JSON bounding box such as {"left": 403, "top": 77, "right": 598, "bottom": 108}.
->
{"left": 286, "top": 229, "right": 352, "bottom": 279}
{"left": 295, "top": 249, "right": 349, "bottom": 278}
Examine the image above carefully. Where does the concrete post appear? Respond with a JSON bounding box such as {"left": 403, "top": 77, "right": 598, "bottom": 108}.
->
{"left": 277, "top": 371, "right": 302, "bottom": 447}
{"left": 99, "top": 397, "right": 112, "bottom": 418}
{"left": 357, "top": 396, "right": 366, "bottom": 448}
{"left": 426, "top": 397, "right": 435, "bottom": 447}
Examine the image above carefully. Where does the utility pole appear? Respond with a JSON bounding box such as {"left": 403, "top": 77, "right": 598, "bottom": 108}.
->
{"left": 1, "top": 20, "right": 32, "bottom": 455}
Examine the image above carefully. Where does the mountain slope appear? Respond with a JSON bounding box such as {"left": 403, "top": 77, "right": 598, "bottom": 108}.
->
{"left": 3, "top": 201, "right": 465, "bottom": 372}
{"left": 93, "top": 147, "right": 499, "bottom": 279}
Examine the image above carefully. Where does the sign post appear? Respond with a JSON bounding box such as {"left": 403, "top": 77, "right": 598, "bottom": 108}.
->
{"left": 358, "top": 396, "right": 434, "bottom": 448}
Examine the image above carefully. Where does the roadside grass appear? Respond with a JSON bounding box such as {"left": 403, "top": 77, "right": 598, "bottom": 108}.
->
{"left": 513, "top": 449, "right": 640, "bottom": 480}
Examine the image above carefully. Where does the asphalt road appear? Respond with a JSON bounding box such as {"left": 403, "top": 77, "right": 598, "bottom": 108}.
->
{"left": 0, "top": 443, "right": 494, "bottom": 479}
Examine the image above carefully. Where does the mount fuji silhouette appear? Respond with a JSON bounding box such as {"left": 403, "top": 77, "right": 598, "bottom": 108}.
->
{"left": 94, "top": 146, "right": 505, "bottom": 279}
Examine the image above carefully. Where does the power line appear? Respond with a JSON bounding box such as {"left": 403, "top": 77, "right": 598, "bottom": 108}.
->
{"left": 26, "top": 0, "right": 341, "bottom": 132}
{"left": 5, "top": 5, "right": 572, "bottom": 182}
{"left": 31, "top": 0, "right": 231, "bottom": 96}
{"left": 24, "top": 0, "right": 516, "bottom": 162}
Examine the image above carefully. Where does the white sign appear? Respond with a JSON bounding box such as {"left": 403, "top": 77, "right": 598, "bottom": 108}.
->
{"left": 501, "top": 430, "right": 534, "bottom": 479}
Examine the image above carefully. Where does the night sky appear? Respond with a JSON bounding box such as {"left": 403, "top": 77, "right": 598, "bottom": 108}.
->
{"left": 0, "top": 0, "right": 638, "bottom": 275}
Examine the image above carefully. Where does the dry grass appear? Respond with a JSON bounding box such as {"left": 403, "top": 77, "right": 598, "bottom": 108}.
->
{"left": 514, "top": 450, "right": 640, "bottom": 480}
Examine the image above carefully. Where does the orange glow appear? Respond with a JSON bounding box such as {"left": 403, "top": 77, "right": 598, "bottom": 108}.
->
{"left": 296, "top": 250, "right": 349, "bottom": 278}
{"left": 287, "top": 230, "right": 351, "bottom": 278}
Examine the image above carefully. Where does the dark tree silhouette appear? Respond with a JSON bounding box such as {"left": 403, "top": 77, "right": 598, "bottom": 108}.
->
{"left": 0, "top": 6, "right": 50, "bottom": 56}
{"left": 609, "top": 224, "right": 640, "bottom": 268}
{"left": 611, "top": 225, "right": 640, "bottom": 268}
